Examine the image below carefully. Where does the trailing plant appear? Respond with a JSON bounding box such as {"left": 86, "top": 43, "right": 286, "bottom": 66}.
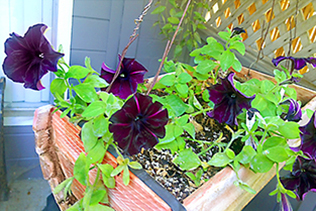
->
{"left": 151, "top": 0, "right": 210, "bottom": 60}
{"left": 2, "top": 1, "right": 316, "bottom": 211}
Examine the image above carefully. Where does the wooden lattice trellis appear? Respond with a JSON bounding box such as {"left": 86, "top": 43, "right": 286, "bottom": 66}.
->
{"left": 198, "top": 0, "right": 316, "bottom": 89}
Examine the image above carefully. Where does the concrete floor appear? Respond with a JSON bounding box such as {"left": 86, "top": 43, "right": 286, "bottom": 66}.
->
{"left": 0, "top": 179, "right": 51, "bottom": 211}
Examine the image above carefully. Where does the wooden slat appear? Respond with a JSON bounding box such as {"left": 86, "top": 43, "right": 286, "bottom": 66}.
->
{"left": 243, "top": 0, "right": 311, "bottom": 45}
{"left": 262, "top": 14, "right": 316, "bottom": 56}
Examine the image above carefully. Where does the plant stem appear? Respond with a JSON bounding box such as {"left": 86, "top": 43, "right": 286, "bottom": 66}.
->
{"left": 147, "top": 0, "right": 192, "bottom": 95}
{"left": 106, "top": 0, "right": 153, "bottom": 93}
{"left": 190, "top": 107, "right": 212, "bottom": 117}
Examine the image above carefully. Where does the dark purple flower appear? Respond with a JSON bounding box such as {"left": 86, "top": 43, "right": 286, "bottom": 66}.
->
{"left": 2, "top": 24, "right": 64, "bottom": 90}
{"left": 280, "top": 99, "right": 302, "bottom": 122}
{"left": 230, "top": 27, "right": 246, "bottom": 38}
{"left": 109, "top": 93, "right": 168, "bottom": 155}
{"left": 280, "top": 193, "right": 293, "bottom": 211}
{"left": 100, "top": 56, "right": 148, "bottom": 99}
{"left": 272, "top": 56, "right": 316, "bottom": 72}
{"left": 292, "top": 111, "right": 316, "bottom": 159}
{"left": 207, "top": 72, "right": 255, "bottom": 126}
{"left": 280, "top": 156, "right": 316, "bottom": 200}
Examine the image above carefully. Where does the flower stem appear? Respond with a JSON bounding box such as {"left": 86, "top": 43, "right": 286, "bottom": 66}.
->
{"left": 147, "top": 0, "right": 192, "bottom": 95}
{"left": 190, "top": 107, "right": 212, "bottom": 117}
{"left": 106, "top": 0, "right": 153, "bottom": 92}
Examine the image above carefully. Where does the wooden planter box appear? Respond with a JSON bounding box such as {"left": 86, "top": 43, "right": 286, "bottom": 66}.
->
{"left": 33, "top": 68, "right": 316, "bottom": 211}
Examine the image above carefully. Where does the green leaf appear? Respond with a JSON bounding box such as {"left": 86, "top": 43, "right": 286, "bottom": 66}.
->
{"left": 260, "top": 80, "right": 275, "bottom": 94}
{"left": 196, "top": 60, "right": 219, "bottom": 74}
{"left": 306, "top": 109, "right": 314, "bottom": 119}
{"left": 194, "top": 32, "right": 202, "bottom": 44}
{"left": 263, "top": 137, "right": 287, "bottom": 150}
{"left": 238, "top": 181, "right": 256, "bottom": 194}
{"left": 265, "top": 146, "right": 289, "bottom": 162}
{"left": 81, "top": 121, "right": 98, "bottom": 152}
{"left": 175, "top": 83, "right": 188, "bottom": 96}
{"left": 176, "top": 115, "right": 189, "bottom": 126}
{"left": 73, "top": 83, "right": 98, "bottom": 103}
{"left": 174, "top": 125, "right": 184, "bottom": 137}
{"left": 168, "top": 17, "right": 179, "bottom": 24}
{"left": 90, "top": 190, "right": 107, "bottom": 205}
{"left": 87, "top": 141, "right": 106, "bottom": 164}
{"left": 229, "top": 42, "right": 245, "bottom": 55}
{"left": 178, "top": 72, "right": 192, "bottom": 83}
{"left": 123, "top": 166, "right": 130, "bottom": 186}
{"left": 111, "top": 165, "right": 125, "bottom": 177}
{"left": 278, "top": 122, "right": 300, "bottom": 139}
{"left": 50, "top": 78, "right": 67, "bottom": 95}
{"left": 235, "top": 145, "right": 256, "bottom": 164}
{"left": 65, "top": 65, "right": 90, "bottom": 79}
{"left": 284, "top": 87, "right": 297, "bottom": 100}
{"left": 74, "top": 153, "right": 89, "bottom": 185}
{"left": 201, "top": 38, "right": 224, "bottom": 59}
{"left": 173, "top": 148, "right": 201, "bottom": 170}
{"left": 218, "top": 31, "right": 230, "bottom": 41}
{"left": 128, "top": 161, "right": 142, "bottom": 169}
{"left": 232, "top": 59, "right": 242, "bottom": 72}
{"left": 220, "top": 50, "right": 235, "bottom": 71}
{"left": 165, "top": 95, "right": 189, "bottom": 117}
{"left": 252, "top": 95, "right": 268, "bottom": 112}
{"left": 93, "top": 115, "right": 108, "bottom": 137}
{"left": 202, "top": 90, "right": 210, "bottom": 102}
{"left": 84, "top": 57, "right": 93, "bottom": 71}
{"left": 183, "top": 123, "right": 195, "bottom": 139}
{"left": 174, "top": 44, "right": 183, "bottom": 58}
{"left": 226, "top": 148, "right": 236, "bottom": 159}
{"left": 98, "top": 164, "right": 114, "bottom": 176}
{"left": 102, "top": 174, "right": 116, "bottom": 188}
{"left": 160, "top": 74, "right": 176, "bottom": 86}
{"left": 151, "top": 6, "right": 166, "bottom": 14}
{"left": 82, "top": 101, "right": 107, "bottom": 118}
{"left": 158, "top": 124, "right": 176, "bottom": 144}
{"left": 251, "top": 154, "right": 274, "bottom": 173}
{"left": 84, "top": 74, "right": 108, "bottom": 88}
{"left": 274, "top": 69, "right": 287, "bottom": 84}
{"left": 208, "top": 152, "right": 232, "bottom": 167}
{"left": 53, "top": 177, "right": 74, "bottom": 194}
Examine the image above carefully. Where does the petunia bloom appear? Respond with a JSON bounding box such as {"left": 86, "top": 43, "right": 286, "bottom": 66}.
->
{"left": 280, "top": 156, "right": 316, "bottom": 200}
{"left": 279, "top": 193, "right": 293, "bottom": 211}
{"left": 272, "top": 56, "right": 316, "bottom": 72}
{"left": 2, "top": 24, "right": 64, "bottom": 90}
{"left": 230, "top": 27, "right": 246, "bottom": 38}
{"left": 207, "top": 72, "right": 255, "bottom": 126}
{"left": 292, "top": 111, "right": 316, "bottom": 159}
{"left": 109, "top": 93, "right": 168, "bottom": 155}
{"left": 280, "top": 99, "right": 302, "bottom": 122}
{"left": 100, "top": 55, "right": 148, "bottom": 99}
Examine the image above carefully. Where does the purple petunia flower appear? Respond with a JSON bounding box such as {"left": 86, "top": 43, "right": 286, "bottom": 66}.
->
{"left": 2, "top": 24, "right": 64, "bottom": 90}
{"left": 291, "top": 111, "right": 316, "bottom": 159}
{"left": 280, "top": 156, "right": 316, "bottom": 200}
{"left": 280, "top": 99, "right": 302, "bottom": 122}
{"left": 109, "top": 93, "right": 168, "bottom": 155}
{"left": 280, "top": 193, "right": 293, "bottom": 211}
{"left": 100, "top": 55, "right": 148, "bottom": 99}
{"left": 230, "top": 27, "right": 246, "bottom": 38}
{"left": 272, "top": 56, "right": 316, "bottom": 72}
{"left": 207, "top": 72, "right": 255, "bottom": 126}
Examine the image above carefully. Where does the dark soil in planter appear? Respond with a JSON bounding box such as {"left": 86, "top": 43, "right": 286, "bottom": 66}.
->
{"left": 132, "top": 114, "right": 243, "bottom": 203}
